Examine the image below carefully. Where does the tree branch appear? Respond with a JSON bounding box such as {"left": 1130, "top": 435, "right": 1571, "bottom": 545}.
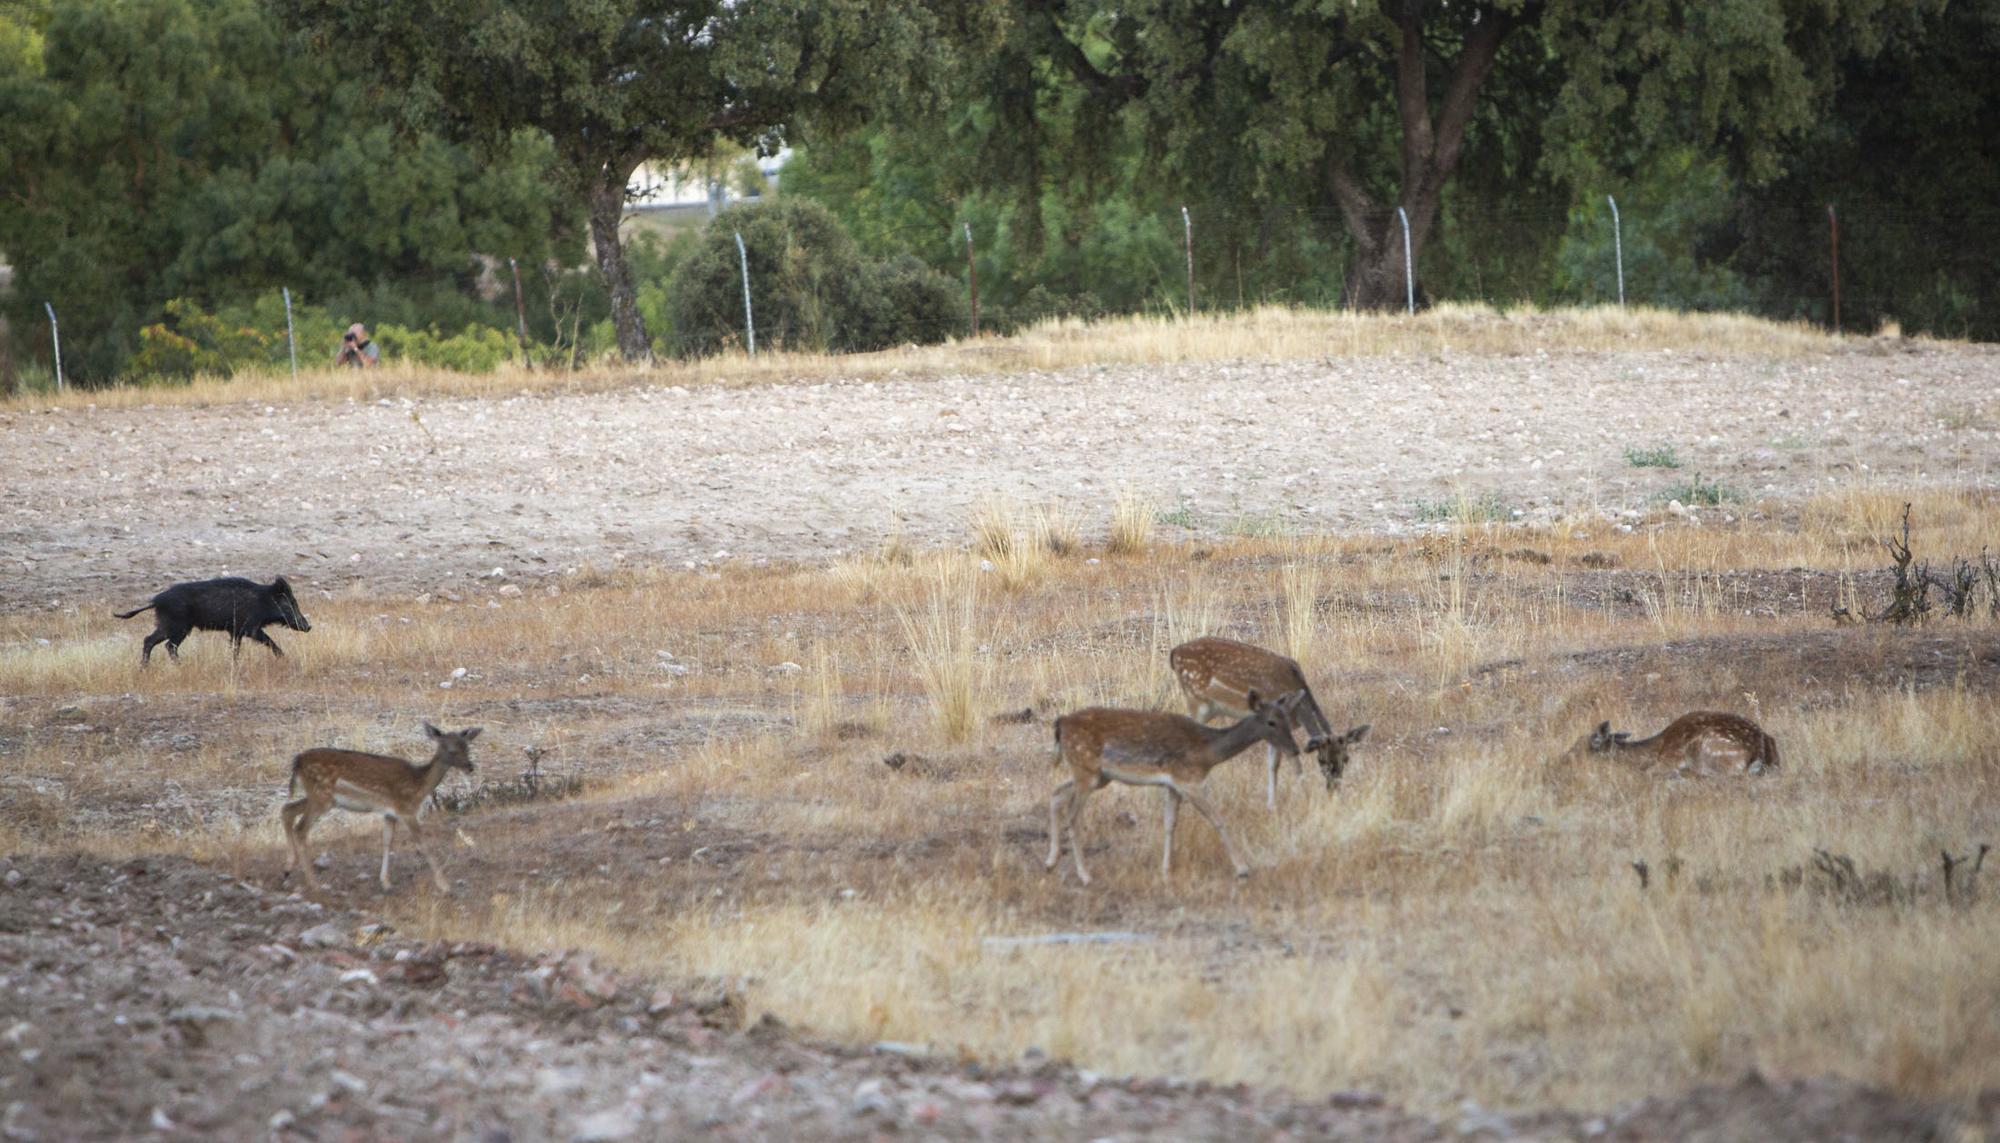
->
{"left": 1396, "top": 2, "right": 1435, "bottom": 198}
{"left": 1021, "top": 0, "right": 1146, "bottom": 102}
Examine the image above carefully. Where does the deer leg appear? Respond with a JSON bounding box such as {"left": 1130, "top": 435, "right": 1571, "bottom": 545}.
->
{"left": 1044, "top": 780, "right": 1076, "bottom": 871}
{"left": 1161, "top": 788, "right": 1183, "bottom": 876}
{"left": 401, "top": 816, "right": 450, "bottom": 894}
{"left": 379, "top": 816, "right": 397, "bottom": 889}
{"left": 280, "top": 798, "right": 306, "bottom": 882}
{"left": 285, "top": 796, "right": 327, "bottom": 891}
{"left": 1065, "top": 784, "right": 1096, "bottom": 885}
{"left": 1171, "top": 781, "right": 1249, "bottom": 878}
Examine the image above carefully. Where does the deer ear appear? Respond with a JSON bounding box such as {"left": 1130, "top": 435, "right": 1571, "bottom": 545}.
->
{"left": 1345, "top": 724, "right": 1371, "bottom": 744}
{"left": 425, "top": 721, "right": 442, "bottom": 738}
{"left": 462, "top": 727, "right": 483, "bottom": 741}
{"left": 1244, "top": 689, "right": 1263, "bottom": 710}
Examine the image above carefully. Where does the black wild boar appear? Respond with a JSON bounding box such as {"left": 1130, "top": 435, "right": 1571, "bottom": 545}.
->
{"left": 115, "top": 576, "right": 313, "bottom": 665}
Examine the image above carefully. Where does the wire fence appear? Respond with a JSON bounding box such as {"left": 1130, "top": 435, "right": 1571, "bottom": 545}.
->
{"left": 6, "top": 191, "right": 1994, "bottom": 387}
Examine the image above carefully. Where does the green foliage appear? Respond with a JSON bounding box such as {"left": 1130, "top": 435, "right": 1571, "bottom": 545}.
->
{"left": 1723, "top": 1, "right": 2000, "bottom": 339}
{"left": 371, "top": 324, "right": 516, "bottom": 373}
{"left": 1556, "top": 150, "right": 1755, "bottom": 311}
{"left": 1660, "top": 473, "right": 1738, "bottom": 506}
{"left": 0, "top": 0, "right": 572, "bottom": 385}
{"left": 1412, "top": 491, "right": 1513, "bottom": 525}
{"left": 850, "top": 255, "right": 969, "bottom": 349}
{"left": 129, "top": 299, "right": 275, "bottom": 380}
{"left": 274, "top": 0, "right": 958, "bottom": 360}
{"left": 663, "top": 199, "right": 965, "bottom": 358}
{"left": 1624, "top": 444, "right": 1683, "bottom": 470}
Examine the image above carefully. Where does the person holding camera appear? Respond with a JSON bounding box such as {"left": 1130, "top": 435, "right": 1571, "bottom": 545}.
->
{"left": 334, "top": 323, "right": 379, "bottom": 369}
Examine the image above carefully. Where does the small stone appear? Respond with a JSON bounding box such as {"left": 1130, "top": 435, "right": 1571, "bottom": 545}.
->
{"left": 337, "top": 968, "right": 379, "bottom": 986}
{"left": 571, "top": 1108, "right": 637, "bottom": 1142}
{"left": 851, "top": 1077, "right": 894, "bottom": 1117}
{"left": 996, "top": 1080, "right": 1042, "bottom": 1105}
{"left": 299, "top": 922, "right": 350, "bottom": 949}
{"left": 497, "top": 584, "right": 524, "bottom": 598}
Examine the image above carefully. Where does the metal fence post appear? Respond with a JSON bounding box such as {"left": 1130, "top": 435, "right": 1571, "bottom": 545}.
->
{"left": 1395, "top": 207, "right": 1414, "bottom": 315}
{"left": 1181, "top": 205, "right": 1195, "bottom": 316}
{"left": 508, "top": 257, "right": 529, "bottom": 346}
{"left": 963, "top": 222, "right": 979, "bottom": 338}
{"left": 1606, "top": 195, "right": 1625, "bottom": 308}
{"left": 734, "top": 230, "right": 756, "bottom": 356}
{"left": 281, "top": 287, "right": 298, "bottom": 380}
{"left": 43, "top": 303, "right": 62, "bottom": 391}
{"left": 1827, "top": 204, "right": 1841, "bottom": 335}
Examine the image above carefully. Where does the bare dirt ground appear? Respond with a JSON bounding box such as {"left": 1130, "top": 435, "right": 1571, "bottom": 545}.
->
{"left": 5, "top": 341, "right": 2000, "bottom": 1140}
{"left": 3, "top": 341, "right": 1995, "bottom": 611}
{"left": 4, "top": 853, "right": 1991, "bottom": 1142}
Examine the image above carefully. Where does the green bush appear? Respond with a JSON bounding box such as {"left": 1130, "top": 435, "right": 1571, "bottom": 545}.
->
{"left": 129, "top": 299, "right": 278, "bottom": 380}
{"left": 663, "top": 199, "right": 967, "bottom": 358}
{"left": 848, "top": 255, "right": 968, "bottom": 349}
{"left": 371, "top": 323, "right": 516, "bottom": 372}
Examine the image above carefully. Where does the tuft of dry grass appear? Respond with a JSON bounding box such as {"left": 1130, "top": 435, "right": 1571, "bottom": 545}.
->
{"left": 1107, "top": 489, "right": 1157, "bottom": 556}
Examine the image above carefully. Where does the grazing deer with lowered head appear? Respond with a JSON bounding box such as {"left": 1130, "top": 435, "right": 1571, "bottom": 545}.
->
{"left": 1564, "top": 711, "right": 1778, "bottom": 777}
{"left": 1170, "top": 636, "right": 1370, "bottom": 809}
{"left": 281, "top": 723, "right": 481, "bottom": 893}
{"left": 1045, "top": 692, "right": 1301, "bottom": 884}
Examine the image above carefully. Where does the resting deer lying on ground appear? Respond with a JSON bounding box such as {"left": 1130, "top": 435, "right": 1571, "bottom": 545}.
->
{"left": 1045, "top": 692, "right": 1301, "bottom": 884}
{"left": 1170, "top": 636, "right": 1370, "bottom": 809}
{"left": 281, "top": 723, "right": 481, "bottom": 893}
{"left": 1564, "top": 711, "right": 1779, "bottom": 777}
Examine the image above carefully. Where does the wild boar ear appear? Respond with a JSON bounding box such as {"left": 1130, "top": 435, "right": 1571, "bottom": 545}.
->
{"left": 273, "top": 576, "right": 291, "bottom": 592}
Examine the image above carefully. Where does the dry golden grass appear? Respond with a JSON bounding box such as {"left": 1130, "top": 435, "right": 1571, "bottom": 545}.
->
{"left": 5, "top": 484, "right": 1999, "bottom": 1116}
{"left": 1, "top": 302, "right": 1887, "bottom": 415}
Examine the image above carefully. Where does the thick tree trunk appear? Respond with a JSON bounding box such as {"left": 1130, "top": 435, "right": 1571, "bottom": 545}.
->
{"left": 587, "top": 174, "right": 652, "bottom": 365}
{"left": 1342, "top": 200, "right": 1440, "bottom": 312}
{"left": 1331, "top": 4, "right": 1512, "bottom": 312}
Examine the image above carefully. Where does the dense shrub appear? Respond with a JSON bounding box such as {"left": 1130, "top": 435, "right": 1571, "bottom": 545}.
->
{"left": 848, "top": 255, "right": 968, "bottom": 349}
{"left": 129, "top": 299, "right": 277, "bottom": 380}
{"left": 664, "top": 199, "right": 965, "bottom": 358}
{"left": 371, "top": 323, "right": 516, "bottom": 372}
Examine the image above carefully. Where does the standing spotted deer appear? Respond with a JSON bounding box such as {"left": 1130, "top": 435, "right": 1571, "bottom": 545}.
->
{"left": 1046, "top": 692, "right": 1301, "bottom": 884}
{"left": 1564, "top": 712, "right": 1779, "bottom": 777}
{"left": 1170, "top": 636, "right": 1370, "bottom": 809}
{"left": 280, "top": 723, "right": 481, "bottom": 893}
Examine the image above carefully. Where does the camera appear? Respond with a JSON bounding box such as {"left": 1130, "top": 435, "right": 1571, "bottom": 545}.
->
{"left": 343, "top": 333, "right": 357, "bottom": 343}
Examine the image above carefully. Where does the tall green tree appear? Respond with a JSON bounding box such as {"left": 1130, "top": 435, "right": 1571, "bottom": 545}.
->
{"left": 276, "top": 1, "right": 960, "bottom": 362}
{"left": 0, "top": 0, "right": 569, "bottom": 383}
{"left": 972, "top": 0, "right": 1939, "bottom": 309}
{"left": 1725, "top": 0, "right": 2000, "bottom": 338}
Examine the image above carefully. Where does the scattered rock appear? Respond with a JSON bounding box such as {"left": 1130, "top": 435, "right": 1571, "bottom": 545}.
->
{"left": 571, "top": 1107, "right": 637, "bottom": 1142}
{"left": 299, "top": 922, "right": 351, "bottom": 949}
